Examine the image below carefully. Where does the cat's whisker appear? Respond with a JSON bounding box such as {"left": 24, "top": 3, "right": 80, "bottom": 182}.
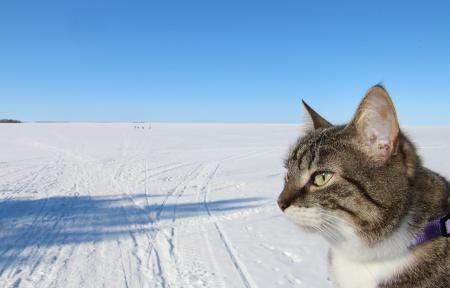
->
{"left": 315, "top": 224, "right": 338, "bottom": 243}
{"left": 322, "top": 212, "right": 363, "bottom": 234}
{"left": 320, "top": 223, "right": 339, "bottom": 243}
{"left": 322, "top": 221, "right": 341, "bottom": 240}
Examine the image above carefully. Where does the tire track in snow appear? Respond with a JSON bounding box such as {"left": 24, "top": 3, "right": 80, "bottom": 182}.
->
{"left": 107, "top": 141, "right": 196, "bottom": 288}
{"left": 152, "top": 150, "right": 272, "bottom": 287}
{"left": 170, "top": 163, "right": 224, "bottom": 288}
{"left": 139, "top": 162, "right": 195, "bottom": 185}
{"left": 158, "top": 163, "right": 212, "bottom": 287}
{"left": 199, "top": 149, "right": 275, "bottom": 288}
{"left": 144, "top": 164, "right": 206, "bottom": 287}
{"left": 169, "top": 149, "right": 270, "bottom": 287}
{"left": 113, "top": 147, "right": 171, "bottom": 288}
{"left": 202, "top": 162, "right": 257, "bottom": 288}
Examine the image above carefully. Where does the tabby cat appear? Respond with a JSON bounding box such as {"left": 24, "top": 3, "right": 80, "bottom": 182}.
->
{"left": 278, "top": 85, "right": 450, "bottom": 288}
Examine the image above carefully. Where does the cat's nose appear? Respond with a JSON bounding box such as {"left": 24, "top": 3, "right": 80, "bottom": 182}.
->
{"left": 278, "top": 185, "right": 297, "bottom": 211}
{"left": 277, "top": 197, "right": 290, "bottom": 211}
{"left": 277, "top": 184, "right": 297, "bottom": 211}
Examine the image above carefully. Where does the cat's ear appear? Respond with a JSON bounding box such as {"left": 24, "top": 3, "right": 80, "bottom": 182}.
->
{"left": 349, "top": 85, "right": 400, "bottom": 164}
{"left": 302, "top": 100, "right": 332, "bottom": 130}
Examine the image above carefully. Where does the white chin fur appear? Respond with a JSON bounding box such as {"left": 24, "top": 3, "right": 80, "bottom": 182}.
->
{"left": 284, "top": 206, "right": 416, "bottom": 262}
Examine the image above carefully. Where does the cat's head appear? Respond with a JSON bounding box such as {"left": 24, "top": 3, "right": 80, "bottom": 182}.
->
{"left": 278, "top": 85, "right": 419, "bottom": 251}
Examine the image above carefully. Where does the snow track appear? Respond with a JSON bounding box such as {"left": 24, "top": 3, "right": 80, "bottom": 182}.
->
{"left": 0, "top": 123, "right": 342, "bottom": 287}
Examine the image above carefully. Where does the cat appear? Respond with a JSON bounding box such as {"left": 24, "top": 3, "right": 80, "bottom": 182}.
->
{"left": 278, "top": 85, "right": 450, "bottom": 288}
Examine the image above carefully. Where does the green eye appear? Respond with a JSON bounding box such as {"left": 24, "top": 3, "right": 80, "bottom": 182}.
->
{"left": 313, "top": 172, "right": 333, "bottom": 186}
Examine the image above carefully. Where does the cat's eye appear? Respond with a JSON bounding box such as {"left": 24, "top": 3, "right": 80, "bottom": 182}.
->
{"left": 313, "top": 172, "right": 333, "bottom": 187}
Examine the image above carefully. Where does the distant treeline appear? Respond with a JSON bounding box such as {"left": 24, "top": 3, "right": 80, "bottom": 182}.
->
{"left": 0, "top": 119, "right": 22, "bottom": 123}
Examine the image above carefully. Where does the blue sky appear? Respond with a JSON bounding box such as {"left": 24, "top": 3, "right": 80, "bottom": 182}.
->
{"left": 1, "top": 0, "right": 449, "bottom": 124}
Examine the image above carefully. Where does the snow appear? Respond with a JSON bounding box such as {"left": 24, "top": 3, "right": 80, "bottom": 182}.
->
{"left": 0, "top": 123, "right": 448, "bottom": 288}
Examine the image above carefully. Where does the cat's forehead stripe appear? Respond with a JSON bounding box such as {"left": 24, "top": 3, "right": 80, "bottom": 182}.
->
{"left": 300, "top": 130, "right": 329, "bottom": 168}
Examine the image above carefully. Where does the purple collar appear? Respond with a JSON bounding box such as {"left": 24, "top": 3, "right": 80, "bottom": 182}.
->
{"left": 414, "top": 213, "right": 450, "bottom": 246}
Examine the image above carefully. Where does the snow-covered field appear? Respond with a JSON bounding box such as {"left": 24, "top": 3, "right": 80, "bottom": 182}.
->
{"left": 0, "top": 123, "right": 449, "bottom": 288}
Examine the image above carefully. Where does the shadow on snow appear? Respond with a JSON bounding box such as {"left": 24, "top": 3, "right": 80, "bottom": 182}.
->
{"left": 0, "top": 194, "right": 266, "bottom": 269}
